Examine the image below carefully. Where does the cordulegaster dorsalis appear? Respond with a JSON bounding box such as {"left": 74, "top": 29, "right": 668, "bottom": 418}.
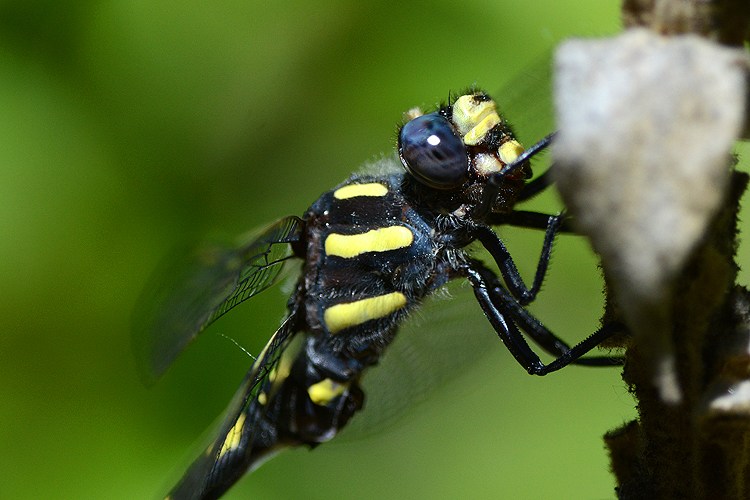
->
{"left": 135, "top": 89, "right": 624, "bottom": 500}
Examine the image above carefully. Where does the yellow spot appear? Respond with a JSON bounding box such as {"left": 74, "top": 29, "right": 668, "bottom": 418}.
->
{"left": 308, "top": 378, "right": 349, "bottom": 405}
{"left": 270, "top": 347, "right": 294, "bottom": 388}
{"left": 474, "top": 153, "right": 504, "bottom": 175}
{"left": 324, "top": 292, "right": 407, "bottom": 333}
{"left": 219, "top": 412, "right": 246, "bottom": 458}
{"left": 258, "top": 392, "right": 267, "bottom": 405}
{"left": 452, "top": 94, "right": 501, "bottom": 145}
{"left": 498, "top": 140, "right": 524, "bottom": 165}
{"left": 333, "top": 182, "right": 388, "bottom": 200}
{"left": 325, "top": 226, "right": 414, "bottom": 258}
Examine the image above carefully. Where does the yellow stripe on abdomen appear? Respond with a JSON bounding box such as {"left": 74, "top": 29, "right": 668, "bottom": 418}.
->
{"left": 325, "top": 226, "right": 414, "bottom": 258}
{"left": 333, "top": 182, "right": 388, "bottom": 200}
{"left": 218, "top": 412, "right": 246, "bottom": 458}
{"left": 324, "top": 292, "right": 407, "bottom": 334}
{"left": 307, "top": 378, "right": 349, "bottom": 405}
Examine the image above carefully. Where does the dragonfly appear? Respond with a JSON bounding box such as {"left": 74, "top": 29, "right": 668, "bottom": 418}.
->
{"left": 134, "top": 79, "right": 624, "bottom": 500}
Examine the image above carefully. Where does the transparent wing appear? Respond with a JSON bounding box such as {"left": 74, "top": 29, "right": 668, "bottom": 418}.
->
{"left": 132, "top": 216, "right": 303, "bottom": 384}
{"left": 493, "top": 53, "right": 553, "bottom": 147}
{"left": 163, "top": 307, "right": 302, "bottom": 500}
{"left": 343, "top": 277, "right": 501, "bottom": 439}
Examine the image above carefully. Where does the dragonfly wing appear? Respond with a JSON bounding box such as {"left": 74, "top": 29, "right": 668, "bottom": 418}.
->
{"left": 339, "top": 277, "right": 501, "bottom": 439}
{"left": 493, "top": 53, "right": 553, "bottom": 147}
{"left": 132, "top": 216, "right": 303, "bottom": 384}
{"left": 164, "top": 307, "right": 302, "bottom": 500}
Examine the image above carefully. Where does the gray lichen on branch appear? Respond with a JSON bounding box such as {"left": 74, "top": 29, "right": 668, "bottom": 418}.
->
{"left": 551, "top": 28, "right": 750, "bottom": 499}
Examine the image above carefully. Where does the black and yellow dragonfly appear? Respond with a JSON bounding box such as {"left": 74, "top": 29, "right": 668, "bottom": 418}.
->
{"left": 134, "top": 89, "right": 623, "bottom": 500}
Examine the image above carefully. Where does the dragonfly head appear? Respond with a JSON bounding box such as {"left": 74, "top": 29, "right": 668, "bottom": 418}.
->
{"left": 397, "top": 91, "right": 531, "bottom": 217}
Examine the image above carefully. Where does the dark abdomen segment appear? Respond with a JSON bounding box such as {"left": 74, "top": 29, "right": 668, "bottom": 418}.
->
{"left": 241, "top": 176, "right": 444, "bottom": 469}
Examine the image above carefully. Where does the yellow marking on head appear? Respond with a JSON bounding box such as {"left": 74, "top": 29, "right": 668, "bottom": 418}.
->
{"left": 258, "top": 392, "right": 267, "bottom": 405}
{"left": 452, "top": 94, "right": 501, "bottom": 145}
{"left": 325, "top": 226, "right": 414, "bottom": 258}
{"left": 498, "top": 140, "right": 524, "bottom": 165}
{"left": 474, "top": 153, "right": 504, "bottom": 176}
{"left": 463, "top": 114, "right": 502, "bottom": 146}
{"left": 324, "top": 292, "right": 407, "bottom": 334}
{"left": 307, "top": 378, "right": 349, "bottom": 405}
{"left": 333, "top": 182, "right": 388, "bottom": 200}
{"left": 218, "top": 412, "right": 247, "bottom": 458}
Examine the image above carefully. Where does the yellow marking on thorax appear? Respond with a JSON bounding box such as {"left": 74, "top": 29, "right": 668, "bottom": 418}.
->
{"left": 325, "top": 226, "right": 414, "bottom": 258}
{"left": 452, "top": 94, "right": 502, "bottom": 146}
{"left": 308, "top": 378, "right": 349, "bottom": 405}
{"left": 324, "top": 292, "right": 407, "bottom": 334}
{"left": 218, "top": 412, "right": 247, "bottom": 458}
{"left": 333, "top": 182, "right": 388, "bottom": 200}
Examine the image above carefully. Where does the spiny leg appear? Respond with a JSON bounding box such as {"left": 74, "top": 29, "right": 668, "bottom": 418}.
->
{"left": 486, "top": 210, "right": 576, "bottom": 234}
{"left": 466, "top": 262, "right": 624, "bottom": 375}
{"left": 516, "top": 168, "right": 553, "bottom": 202}
{"left": 470, "top": 212, "right": 564, "bottom": 306}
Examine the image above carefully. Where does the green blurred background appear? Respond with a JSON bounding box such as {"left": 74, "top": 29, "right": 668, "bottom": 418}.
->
{"left": 2, "top": 1, "right": 747, "bottom": 499}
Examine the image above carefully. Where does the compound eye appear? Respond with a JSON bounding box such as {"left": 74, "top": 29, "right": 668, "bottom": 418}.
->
{"left": 399, "top": 113, "right": 468, "bottom": 189}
